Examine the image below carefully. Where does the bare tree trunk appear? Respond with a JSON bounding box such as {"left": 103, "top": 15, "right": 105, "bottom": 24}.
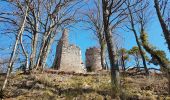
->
{"left": 34, "top": 0, "right": 79, "bottom": 71}
{"left": 28, "top": 1, "right": 40, "bottom": 71}
{"left": 38, "top": 46, "right": 47, "bottom": 70}
{"left": 36, "top": 32, "right": 56, "bottom": 71}
{"left": 102, "top": 0, "right": 121, "bottom": 98}
{"left": 20, "top": 33, "right": 29, "bottom": 73}
{"left": 35, "top": 34, "right": 48, "bottom": 70}
{"left": 39, "top": 39, "right": 53, "bottom": 71}
{"left": 35, "top": 21, "right": 55, "bottom": 71}
{"left": 35, "top": 29, "right": 54, "bottom": 71}
{"left": 100, "top": 43, "right": 106, "bottom": 70}
{"left": 121, "top": 51, "right": 125, "bottom": 71}
{"left": 30, "top": 30, "right": 38, "bottom": 70}
{"left": 135, "top": 54, "right": 140, "bottom": 70}
{"left": 127, "top": 1, "right": 149, "bottom": 75}
{"left": 134, "top": 30, "right": 149, "bottom": 74}
{"left": 121, "top": 51, "right": 126, "bottom": 77}
{"left": 1, "top": 5, "right": 28, "bottom": 92}
{"left": 154, "top": 0, "right": 170, "bottom": 52}
{"left": 106, "top": 29, "right": 120, "bottom": 98}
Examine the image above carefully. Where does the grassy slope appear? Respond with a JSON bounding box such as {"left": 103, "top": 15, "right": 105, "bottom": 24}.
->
{"left": 0, "top": 71, "right": 170, "bottom": 100}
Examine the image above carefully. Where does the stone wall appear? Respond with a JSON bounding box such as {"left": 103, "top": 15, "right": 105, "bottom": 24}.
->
{"left": 59, "top": 45, "right": 85, "bottom": 73}
{"left": 85, "top": 47, "right": 102, "bottom": 72}
{"left": 53, "top": 29, "right": 86, "bottom": 73}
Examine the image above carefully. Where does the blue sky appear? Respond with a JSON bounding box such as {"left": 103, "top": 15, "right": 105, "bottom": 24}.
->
{"left": 66, "top": 0, "right": 170, "bottom": 63}
{"left": 66, "top": 19, "right": 169, "bottom": 67}
{"left": 66, "top": 6, "right": 170, "bottom": 68}
{"left": 0, "top": 1, "right": 169, "bottom": 69}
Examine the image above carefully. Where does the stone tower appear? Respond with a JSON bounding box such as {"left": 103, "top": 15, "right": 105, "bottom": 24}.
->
{"left": 61, "top": 29, "right": 69, "bottom": 46}
{"left": 85, "top": 47, "right": 102, "bottom": 72}
{"left": 53, "top": 29, "right": 86, "bottom": 73}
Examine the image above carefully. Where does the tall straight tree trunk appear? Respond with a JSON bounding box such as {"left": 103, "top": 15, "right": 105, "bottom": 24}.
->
{"left": 38, "top": 46, "right": 48, "bottom": 71}
{"left": 108, "top": 30, "right": 120, "bottom": 98}
{"left": 102, "top": 0, "right": 120, "bottom": 98}
{"left": 1, "top": 5, "right": 28, "bottom": 92}
{"left": 100, "top": 42, "right": 106, "bottom": 70}
{"left": 105, "top": 28, "right": 120, "bottom": 98}
{"left": 135, "top": 56, "right": 140, "bottom": 70}
{"left": 39, "top": 37, "right": 54, "bottom": 71}
{"left": 121, "top": 51, "right": 125, "bottom": 71}
{"left": 154, "top": 0, "right": 170, "bottom": 52}
{"left": 36, "top": 32, "right": 56, "bottom": 71}
{"left": 20, "top": 33, "right": 29, "bottom": 72}
{"left": 30, "top": 30, "right": 38, "bottom": 70}
{"left": 35, "top": 39, "right": 45, "bottom": 70}
{"left": 29, "top": 6, "right": 39, "bottom": 71}
{"left": 35, "top": 23, "right": 55, "bottom": 71}
{"left": 35, "top": 33, "right": 48, "bottom": 70}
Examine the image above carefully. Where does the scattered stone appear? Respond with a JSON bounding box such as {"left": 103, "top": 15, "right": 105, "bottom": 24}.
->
{"left": 25, "top": 81, "right": 34, "bottom": 87}
{"left": 83, "top": 83, "right": 91, "bottom": 89}
{"left": 34, "top": 83, "right": 45, "bottom": 89}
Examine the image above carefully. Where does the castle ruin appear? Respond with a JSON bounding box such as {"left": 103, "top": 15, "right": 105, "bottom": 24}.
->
{"left": 85, "top": 47, "right": 102, "bottom": 72}
{"left": 53, "top": 29, "right": 86, "bottom": 73}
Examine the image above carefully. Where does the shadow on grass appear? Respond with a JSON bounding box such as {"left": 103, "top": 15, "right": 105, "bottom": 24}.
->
{"left": 57, "top": 87, "right": 111, "bottom": 97}
{"left": 1, "top": 74, "right": 111, "bottom": 99}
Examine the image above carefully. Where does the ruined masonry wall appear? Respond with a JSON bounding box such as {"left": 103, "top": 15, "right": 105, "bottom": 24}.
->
{"left": 54, "top": 29, "right": 86, "bottom": 73}
{"left": 59, "top": 45, "right": 86, "bottom": 73}
{"left": 85, "top": 47, "right": 102, "bottom": 71}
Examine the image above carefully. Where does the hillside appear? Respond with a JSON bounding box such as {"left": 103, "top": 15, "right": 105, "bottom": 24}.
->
{"left": 0, "top": 71, "right": 170, "bottom": 100}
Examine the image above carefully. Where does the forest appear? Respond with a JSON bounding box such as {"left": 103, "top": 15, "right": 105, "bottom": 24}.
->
{"left": 0, "top": 0, "right": 170, "bottom": 99}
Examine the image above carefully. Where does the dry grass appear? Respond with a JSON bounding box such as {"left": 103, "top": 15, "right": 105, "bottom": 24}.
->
{"left": 0, "top": 71, "right": 170, "bottom": 100}
{"left": 123, "top": 76, "right": 169, "bottom": 99}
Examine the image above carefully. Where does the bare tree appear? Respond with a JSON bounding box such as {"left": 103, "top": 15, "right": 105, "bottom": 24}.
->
{"left": 1, "top": 0, "right": 29, "bottom": 93}
{"left": 0, "top": 0, "right": 32, "bottom": 72}
{"left": 154, "top": 0, "right": 170, "bottom": 52}
{"left": 102, "top": 0, "right": 127, "bottom": 98}
{"left": 20, "top": 31, "right": 29, "bottom": 72}
{"left": 125, "top": 0, "right": 149, "bottom": 75}
{"left": 83, "top": 0, "right": 106, "bottom": 70}
{"left": 0, "top": 0, "right": 82, "bottom": 73}
{"left": 130, "top": 0, "right": 170, "bottom": 95}
{"left": 34, "top": 0, "right": 82, "bottom": 71}
{"left": 26, "top": 0, "right": 41, "bottom": 71}
{"left": 140, "top": 28, "right": 170, "bottom": 95}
